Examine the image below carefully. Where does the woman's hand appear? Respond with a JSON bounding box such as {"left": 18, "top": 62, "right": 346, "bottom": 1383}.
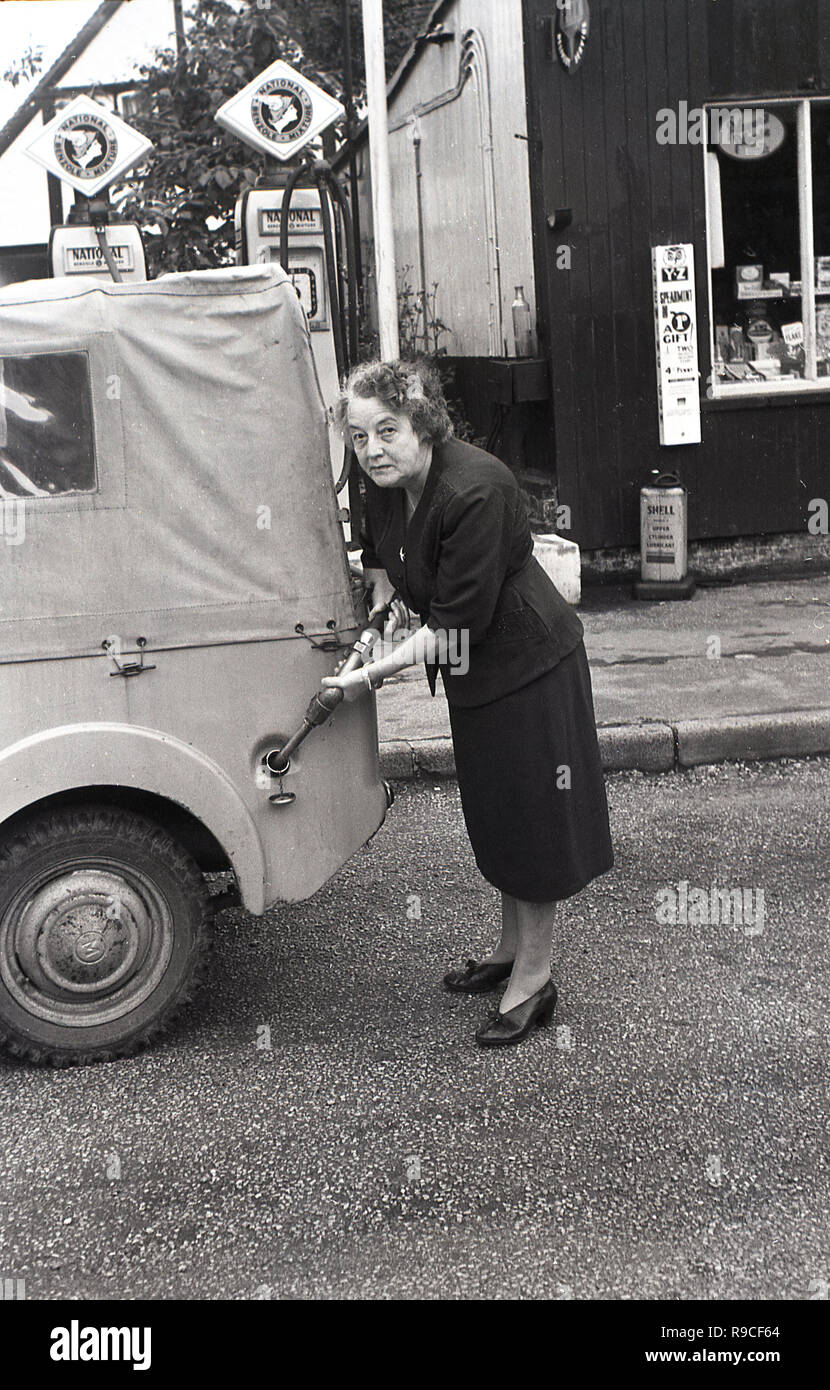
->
{"left": 320, "top": 668, "right": 373, "bottom": 703}
{"left": 378, "top": 595, "right": 410, "bottom": 638}
{"left": 363, "top": 567, "right": 395, "bottom": 616}
{"left": 363, "top": 567, "right": 410, "bottom": 637}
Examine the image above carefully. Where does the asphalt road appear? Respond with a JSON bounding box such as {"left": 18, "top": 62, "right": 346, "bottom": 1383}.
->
{"left": 0, "top": 758, "right": 828, "bottom": 1301}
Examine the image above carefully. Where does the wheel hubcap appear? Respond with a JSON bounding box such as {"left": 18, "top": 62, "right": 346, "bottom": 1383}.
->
{"left": 1, "top": 862, "right": 174, "bottom": 1028}
{"left": 17, "top": 871, "right": 148, "bottom": 997}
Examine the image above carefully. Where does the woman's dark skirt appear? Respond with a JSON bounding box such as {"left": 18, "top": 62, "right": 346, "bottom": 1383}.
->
{"left": 446, "top": 640, "right": 614, "bottom": 902}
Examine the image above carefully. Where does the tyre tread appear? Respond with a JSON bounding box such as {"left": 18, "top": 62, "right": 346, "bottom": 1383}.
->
{"left": 0, "top": 805, "right": 212, "bottom": 1067}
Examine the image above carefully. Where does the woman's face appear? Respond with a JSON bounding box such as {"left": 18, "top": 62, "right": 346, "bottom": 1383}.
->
{"left": 346, "top": 394, "right": 432, "bottom": 491}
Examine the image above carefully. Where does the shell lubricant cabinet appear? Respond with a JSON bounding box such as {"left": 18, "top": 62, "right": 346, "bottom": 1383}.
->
{"left": 634, "top": 470, "right": 696, "bottom": 600}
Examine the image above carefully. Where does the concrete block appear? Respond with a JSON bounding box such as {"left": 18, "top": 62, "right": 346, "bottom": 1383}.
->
{"left": 412, "top": 738, "right": 456, "bottom": 777}
{"left": 676, "top": 709, "right": 830, "bottom": 767}
{"left": 598, "top": 722, "right": 676, "bottom": 773}
{"left": 533, "top": 533, "right": 581, "bottom": 605}
{"left": 378, "top": 740, "right": 415, "bottom": 779}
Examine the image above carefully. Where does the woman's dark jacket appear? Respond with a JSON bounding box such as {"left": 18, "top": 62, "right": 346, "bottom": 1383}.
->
{"left": 359, "top": 437, "right": 584, "bottom": 708}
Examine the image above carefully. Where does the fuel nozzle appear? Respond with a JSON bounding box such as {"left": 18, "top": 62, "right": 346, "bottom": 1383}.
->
{"left": 264, "top": 601, "right": 394, "bottom": 775}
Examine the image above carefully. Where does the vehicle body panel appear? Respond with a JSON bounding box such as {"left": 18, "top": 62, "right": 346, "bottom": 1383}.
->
{"left": 0, "top": 266, "right": 387, "bottom": 908}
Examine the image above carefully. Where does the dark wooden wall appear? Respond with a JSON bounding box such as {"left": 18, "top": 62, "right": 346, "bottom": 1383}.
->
{"left": 707, "top": 0, "right": 830, "bottom": 96}
{"left": 522, "top": 0, "right": 830, "bottom": 549}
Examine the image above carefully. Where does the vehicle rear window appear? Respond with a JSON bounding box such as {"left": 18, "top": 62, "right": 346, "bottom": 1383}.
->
{"left": 0, "top": 352, "right": 96, "bottom": 497}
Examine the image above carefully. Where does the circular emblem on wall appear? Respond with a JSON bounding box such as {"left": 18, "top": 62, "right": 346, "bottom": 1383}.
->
{"left": 716, "top": 109, "right": 786, "bottom": 161}
{"left": 251, "top": 78, "right": 314, "bottom": 146}
{"left": 54, "top": 111, "right": 118, "bottom": 181}
{"left": 556, "top": 0, "right": 590, "bottom": 73}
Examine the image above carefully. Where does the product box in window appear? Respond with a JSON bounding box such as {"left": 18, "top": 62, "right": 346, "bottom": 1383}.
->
{"left": 735, "top": 264, "right": 764, "bottom": 299}
{"left": 745, "top": 309, "right": 776, "bottom": 361}
{"left": 715, "top": 324, "right": 731, "bottom": 361}
{"left": 815, "top": 306, "right": 830, "bottom": 360}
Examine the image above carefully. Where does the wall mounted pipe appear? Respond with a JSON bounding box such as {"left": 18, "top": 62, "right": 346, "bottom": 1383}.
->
{"left": 389, "top": 29, "right": 504, "bottom": 357}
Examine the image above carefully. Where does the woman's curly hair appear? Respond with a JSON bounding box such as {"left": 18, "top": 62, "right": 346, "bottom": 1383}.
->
{"left": 333, "top": 358, "right": 454, "bottom": 445}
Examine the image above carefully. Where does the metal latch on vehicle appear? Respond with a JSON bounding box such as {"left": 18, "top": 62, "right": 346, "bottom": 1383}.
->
{"left": 102, "top": 635, "right": 157, "bottom": 677}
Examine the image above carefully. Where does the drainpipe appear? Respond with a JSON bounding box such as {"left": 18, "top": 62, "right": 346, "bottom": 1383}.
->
{"left": 389, "top": 30, "right": 504, "bottom": 357}
{"left": 466, "top": 29, "right": 504, "bottom": 356}
{"left": 408, "top": 116, "right": 430, "bottom": 352}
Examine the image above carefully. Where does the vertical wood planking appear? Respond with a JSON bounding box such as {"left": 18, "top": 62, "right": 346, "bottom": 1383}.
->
{"left": 816, "top": 2, "right": 830, "bottom": 88}
{"left": 534, "top": 0, "right": 590, "bottom": 535}
{"left": 773, "top": 0, "right": 818, "bottom": 90}
{"left": 665, "top": 0, "right": 696, "bottom": 243}
{"left": 709, "top": 0, "right": 820, "bottom": 95}
{"left": 620, "top": 0, "right": 653, "bottom": 312}
{"left": 707, "top": 0, "right": 734, "bottom": 97}
{"left": 599, "top": 0, "right": 631, "bottom": 311}
{"left": 643, "top": 0, "right": 673, "bottom": 245}
{"left": 527, "top": 0, "right": 830, "bottom": 546}
{"left": 580, "top": 2, "right": 620, "bottom": 544}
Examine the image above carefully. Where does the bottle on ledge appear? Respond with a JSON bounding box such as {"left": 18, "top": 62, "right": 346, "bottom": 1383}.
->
{"left": 512, "top": 285, "right": 535, "bottom": 357}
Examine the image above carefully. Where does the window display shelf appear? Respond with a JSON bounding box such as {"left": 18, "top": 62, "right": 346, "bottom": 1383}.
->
{"left": 711, "top": 375, "right": 830, "bottom": 397}
{"left": 736, "top": 286, "right": 785, "bottom": 298}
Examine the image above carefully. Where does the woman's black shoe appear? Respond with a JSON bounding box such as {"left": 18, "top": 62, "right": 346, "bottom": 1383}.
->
{"left": 443, "top": 957, "right": 513, "bottom": 994}
{"left": 475, "top": 979, "right": 557, "bottom": 1047}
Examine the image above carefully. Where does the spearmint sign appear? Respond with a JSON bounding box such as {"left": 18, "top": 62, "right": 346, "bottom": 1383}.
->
{"left": 652, "top": 243, "right": 702, "bottom": 446}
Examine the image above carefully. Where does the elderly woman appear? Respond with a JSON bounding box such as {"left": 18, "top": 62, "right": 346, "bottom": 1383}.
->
{"left": 322, "top": 360, "right": 613, "bottom": 1048}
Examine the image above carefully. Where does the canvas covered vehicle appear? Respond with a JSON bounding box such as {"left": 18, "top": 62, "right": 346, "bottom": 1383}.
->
{"left": 0, "top": 263, "right": 389, "bottom": 1065}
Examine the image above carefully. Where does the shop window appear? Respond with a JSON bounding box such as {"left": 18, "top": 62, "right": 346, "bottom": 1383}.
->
{"left": 705, "top": 99, "right": 830, "bottom": 395}
{"left": 0, "top": 352, "right": 96, "bottom": 497}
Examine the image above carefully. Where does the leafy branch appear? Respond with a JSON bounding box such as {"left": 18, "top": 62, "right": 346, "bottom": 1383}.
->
{"left": 3, "top": 45, "right": 44, "bottom": 88}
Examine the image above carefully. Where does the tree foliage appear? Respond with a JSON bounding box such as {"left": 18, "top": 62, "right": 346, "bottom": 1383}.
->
{"left": 117, "top": 0, "right": 295, "bottom": 273}
{"left": 280, "top": 0, "right": 438, "bottom": 92}
{"left": 116, "top": 0, "right": 431, "bottom": 274}
{"left": 2, "top": 0, "right": 434, "bottom": 273}
{"left": 3, "top": 45, "right": 43, "bottom": 88}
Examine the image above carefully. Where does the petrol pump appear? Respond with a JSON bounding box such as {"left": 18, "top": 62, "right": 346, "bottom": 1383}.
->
{"left": 216, "top": 61, "right": 361, "bottom": 542}
{"left": 24, "top": 94, "right": 152, "bottom": 284}
{"left": 49, "top": 199, "right": 147, "bottom": 284}
{"left": 235, "top": 183, "right": 338, "bottom": 416}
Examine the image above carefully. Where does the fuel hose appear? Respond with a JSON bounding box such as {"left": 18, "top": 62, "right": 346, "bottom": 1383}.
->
{"left": 92, "top": 222, "right": 122, "bottom": 284}
{"left": 265, "top": 601, "right": 394, "bottom": 775}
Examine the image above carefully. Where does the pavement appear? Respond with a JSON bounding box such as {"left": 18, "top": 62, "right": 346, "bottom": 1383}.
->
{"left": 375, "top": 573, "right": 830, "bottom": 778}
